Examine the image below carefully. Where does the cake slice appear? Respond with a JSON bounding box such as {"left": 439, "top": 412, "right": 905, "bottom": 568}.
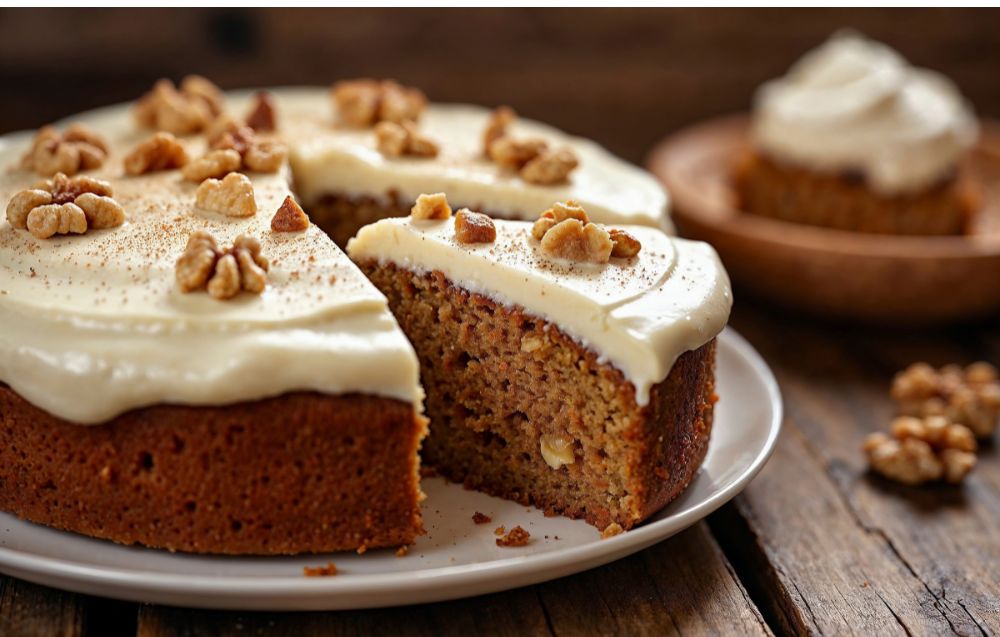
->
{"left": 348, "top": 197, "right": 731, "bottom": 530}
{"left": 0, "top": 88, "right": 425, "bottom": 555}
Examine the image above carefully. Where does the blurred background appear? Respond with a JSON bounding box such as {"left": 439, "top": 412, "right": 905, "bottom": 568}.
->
{"left": 2, "top": 7, "right": 999, "bottom": 165}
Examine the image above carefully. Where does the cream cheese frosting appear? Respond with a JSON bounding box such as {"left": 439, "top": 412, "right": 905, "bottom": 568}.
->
{"left": 281, "top": 89, "right": 673, "bottom": 232}
{"left": 0, "top": 96, "right": 422, "bottom": 424}
{"left": 751, "top": 31, "right": 978, "bottom": 195}
{"left": 347, "top": 217, "right": 731, "bottom": 406}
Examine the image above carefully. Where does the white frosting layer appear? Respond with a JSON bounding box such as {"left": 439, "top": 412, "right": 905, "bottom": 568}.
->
{"left": 347, "top": 218, "right": 731, "bottom": 406}
{"left": 752, "top": 31, "right": 978, "bottom": 195}
{"left": 0, "top": 95, "right": 422, "bottom": 424}
{"left": 283, "top": 89, "right": 673, "bottom": 232}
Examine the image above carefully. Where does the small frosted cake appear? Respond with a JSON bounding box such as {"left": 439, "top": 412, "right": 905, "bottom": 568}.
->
{"left": 734, "top": 32, "right": 979, "bottom": 235}
{"left": 0, "top": 84, "right": 425, "bottom": 555}
{"left": 288, "top": 80, "right": 672, "bottom": 245}
{"left": 348, "top": 197, "right": 731, "bottom": 531}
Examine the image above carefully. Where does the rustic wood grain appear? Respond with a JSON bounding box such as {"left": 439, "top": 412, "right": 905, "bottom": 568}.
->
{"left": 0, "top": 577, "right": 86, "bottom": 637}
{"left": 134, "top": 523, "right": 767, "bottom": 637}
{"left": 718, "top": 303, "right": 1000, "bottom": 636}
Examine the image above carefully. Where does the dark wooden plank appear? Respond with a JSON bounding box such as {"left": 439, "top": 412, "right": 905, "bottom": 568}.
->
{"left": 718, "top": 303, "right": 1000, "bottom": 636}
{"left": 0, "top": 576, "right": 86, "bottom": 637}
{"left": 136, "top": 523, "right": 767, "bottom": 636}
{"left": 538, "top": 523, "right": 771, "bottom": 636}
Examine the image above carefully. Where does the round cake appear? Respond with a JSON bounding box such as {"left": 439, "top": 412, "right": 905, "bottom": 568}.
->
{"left": 0, "top": 77, "right": 730, "bottom": 553}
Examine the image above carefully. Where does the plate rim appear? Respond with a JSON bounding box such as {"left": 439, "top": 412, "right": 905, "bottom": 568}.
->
{"left": 0, "top": 328, "right": 781, "bottom": 609}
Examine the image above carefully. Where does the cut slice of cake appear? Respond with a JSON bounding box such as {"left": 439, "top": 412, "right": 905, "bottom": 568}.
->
{"left": 348, "top": 197, "right": 731, "bottom": 531}
{"left": 0, "top": 87, "right": 425, "bottom": 555}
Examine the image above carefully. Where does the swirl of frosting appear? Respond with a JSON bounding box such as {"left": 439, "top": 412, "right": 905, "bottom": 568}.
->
{"left": 751, "top": 31, "right": 978, "bottom": 195}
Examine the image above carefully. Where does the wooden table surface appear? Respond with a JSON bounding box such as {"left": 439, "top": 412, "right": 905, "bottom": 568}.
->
{"left": 2, "top": 297, "right": 997, "bottom": 637}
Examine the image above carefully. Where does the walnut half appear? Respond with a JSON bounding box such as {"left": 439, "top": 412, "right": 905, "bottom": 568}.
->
{"left": 6, "top": 173, "right": 124, "bottom": 239}
{"left": 891, "top": 361, "right": 1000, "bottom": 439}
{"left": 375, "top": 121, "right": 439, "bottom": 158}
{"left": 20, "top": 124, "right": 109, "bottom": 177}
{"left": 175, "top": 231, "right": 269, "bottom": 300}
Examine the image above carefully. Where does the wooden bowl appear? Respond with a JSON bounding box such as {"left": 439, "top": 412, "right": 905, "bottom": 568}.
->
{"left": 647, "top": 116, "right": 1000, "bottom": 326}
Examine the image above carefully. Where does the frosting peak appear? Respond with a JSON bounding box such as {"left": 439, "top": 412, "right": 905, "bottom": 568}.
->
{"left": 752, "top": 31, "right": 978, "bottom": 195}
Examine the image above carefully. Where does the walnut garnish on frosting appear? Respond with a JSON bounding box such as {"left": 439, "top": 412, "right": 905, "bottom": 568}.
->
{"left": 411, "top": 192, "right": 452, "bottom": 221}
{"left": 331, "top": 79, "right": 427, "bottom": 127}
{"left": 124, "top": 132, "right": 190, "bottom": 175}
{"left": 195, "top": 172, "right": 257, "bottom": 217}
{"left": 190, "top": 120, "right": 287, "bottom": 179}
{"left": 531, "top": 201, "right": 639, "bottom": 263}
{"left": 374, "top": 121, "right": 439, "bottom": 158}
{"left": 482, "top": 106, "right": 516, "bottom": 157}
{"left": 134, "top": 76, "right": 225, "bottom": 135}
{"left": 485, "top": 110, "right": 579, "bottom": 185}
{"left": 454, "top": 209, "right": 496, "bottom": 244}
{"left": 609, "top": 228, "right": 642, "bottom": 258}
{"left": 6, "top": 173, "right": 124, "bottom": 239}
{"left": 175, "top": 231, "right": 269, "bottom": 300}
{"left": 245, "top": 91, "right": 277, "bottom": 132}
{"left": 181, "top": 149, "right": 242, "bottom": 182}
{"left": 20, "top": 124, "right": 109, "bottom": 177}
{"left": 271, "top": 195, "right": 310, "bottom": 232}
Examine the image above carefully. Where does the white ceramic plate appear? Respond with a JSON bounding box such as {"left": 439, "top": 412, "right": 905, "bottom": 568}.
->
{"left": 0, "top": 328, "right": 780, "bottom": 610}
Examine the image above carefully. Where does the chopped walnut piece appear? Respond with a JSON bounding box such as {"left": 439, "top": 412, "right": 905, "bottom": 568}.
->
{"left": 26, "top": 203, "right": 87, "bottom": 239}
{"left": 601, "top": 523, "right": 624, "bottom": 539}
{"left": 134, "top": 76, "right": 223, "bottom": 134}
{"left": 195, "top": 172, "right": 257, "bottom": 217}
{"left": 124, "top": 132, "right": 189, "bottom": 175}
{"left": 271, "top": 195, "right": 310, "bottom": 232}
{"left": 482, "top": 106, "right": 516, "bottom": 156}
{"left": 243, "top": 138, "right": 288, "bottom": 172}
{"left": 496, "top": 525, "right": 531, "bottom": 547}
{"left": 539, "top": 433, "right": 575, "bottom": 469}
{"left": 7, "top": 173, "right": 123, "bottom": 238}
{"left": 205, "top": 115, "right": 242, "bottom": 147}
{"left": 20, "top": 124, "right": 110, "bottom": 177}
{"left": 863, "top": 415, "right": 978, "bottom": 485}
{"left": 175, "top": 231, "right": 220, "bottom": 292}
{"left": 302, "top": 562, "right": 338, "bottom": 577}
{"left": 609, "top": 228, "right": 641, "bottom": 258}
{"left": 175, "top": 231, "right": 269, "bottom": 300}
{"left": 472, "top": 511, "right": 492, "bottom": 525}
{"left": 488, "top": 136, "right": 548, "bottom": 170}
{"left": 539, "top": 218, "right": 613, "bottom": 264}
{"left": 181, "top": 149, "right": 241, "bottom": 182}
{"left": 454, "top": 209, "right": 496, "bottom": 244}
{"left": 411, "top": 192, "right": 452, "bottom": 221}
{"left": 521, "top": 147, "right": 579, "bottom": 185}
{"left": 891, "top": 361, "right": 1000, "bottom": 438}
{"left": 245, "top": 91, "right": 277, "bottom": 131}
{"left": 374, "top": 121, "right": 439, "bottom": 158}
{"left": 332, "top": 79, "right": 426, "bottom": 127}
{"left": 203, "top": 123, "right": 287, "bottom": 175}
